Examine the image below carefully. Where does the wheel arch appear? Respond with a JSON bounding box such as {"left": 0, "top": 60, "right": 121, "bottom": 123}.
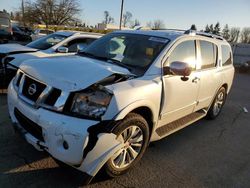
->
{"left": 208, "top": 83, "right": 228, "bottom": 111}
{"left": 222, "top": 83, "right": 228, "bottom": 94}
{"left": 114, "top": 100, "right": 158, "bottom": 137}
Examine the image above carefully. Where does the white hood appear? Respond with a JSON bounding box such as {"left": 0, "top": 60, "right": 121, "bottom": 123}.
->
{"left": 20, "top": 56, "right": 131, "bottom": 92}
{"left": 0, "top": 44, "right": 37, "bottom": 54}
{"left": 8, "top": 51, "right": 49, "bottom": 68}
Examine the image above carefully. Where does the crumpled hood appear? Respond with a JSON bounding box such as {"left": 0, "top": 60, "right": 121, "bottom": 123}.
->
{"left": 0, "top": 43, "right": 37, "bottom": 54}
{"left": 20, "top": 55, "right": 131, "bottom": 92}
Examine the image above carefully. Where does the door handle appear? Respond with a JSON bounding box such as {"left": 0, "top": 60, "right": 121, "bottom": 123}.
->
{"left": 192, "top": 77, "right": 200, "bottom": 83}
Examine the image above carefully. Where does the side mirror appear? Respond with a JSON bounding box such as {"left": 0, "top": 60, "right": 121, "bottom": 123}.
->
{"left": 163, "top": 61, "right": 192, "bottom": 81}
{"left": 57, "top": 46, "right": 68, "bottom": 53}
{"left": 169, "top": 61, "right": 192, "bottom": 77}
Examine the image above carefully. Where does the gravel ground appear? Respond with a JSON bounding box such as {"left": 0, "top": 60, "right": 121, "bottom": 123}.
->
{"left": 0, "top": 73, "right": 250, "bottom": 188}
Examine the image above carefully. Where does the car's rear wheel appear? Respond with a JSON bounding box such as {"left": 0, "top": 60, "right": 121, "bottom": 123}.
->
{"left": 104, "top": 113, "right": 150, "bottom": 177}
{"left": 207, "top": 87, "right": 226, "bottom": 119}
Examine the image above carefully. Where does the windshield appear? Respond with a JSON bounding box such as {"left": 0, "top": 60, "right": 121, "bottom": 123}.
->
{"left": 81, "top": 33, "right": 169, "bottom": 75}
{"left": 26, "top": 33, "right": 67, "bottom": 50}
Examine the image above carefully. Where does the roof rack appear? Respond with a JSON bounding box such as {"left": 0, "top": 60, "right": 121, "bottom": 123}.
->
{"left": 138, "top": 27, "right": 225, "bottom": 41}
{"left": 152, "top": 28, "right": 186, "bottom": 32}
{"left": 184, "top": 29, "right": 224, "bottom": 41}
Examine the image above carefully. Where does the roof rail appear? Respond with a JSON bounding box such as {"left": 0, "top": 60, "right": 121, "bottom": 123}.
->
{"left": 152, "top": 28, "right": 186, "bottom": 32}
{"left": 184, "top": 29, "right": 224, "bottom": 41}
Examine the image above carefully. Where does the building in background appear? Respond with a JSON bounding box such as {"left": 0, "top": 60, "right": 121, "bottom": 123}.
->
{"left": 97, "top": 23, "right": 131, "bottom": 30}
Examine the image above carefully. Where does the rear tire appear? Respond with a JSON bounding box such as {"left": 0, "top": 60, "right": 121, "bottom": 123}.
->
{"left": 207, "top": 87, "right": 226, "bottom": 119}
{"left": 104, "top": 113, "right": 150, "bottom": 177}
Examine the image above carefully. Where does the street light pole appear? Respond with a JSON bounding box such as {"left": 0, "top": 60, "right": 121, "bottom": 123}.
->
{"left": 21, "top": 0, "right": 25, "bottom": 26}
{"left": 119, "top": 0, "right": 124, "bottom": 30}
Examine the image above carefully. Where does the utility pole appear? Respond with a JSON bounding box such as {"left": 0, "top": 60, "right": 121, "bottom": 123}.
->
{"left": 119, "top": 0, "right": 124, "bottom": 30}
{"left": 21, "top": 0, "right": 25, "bottom": 26}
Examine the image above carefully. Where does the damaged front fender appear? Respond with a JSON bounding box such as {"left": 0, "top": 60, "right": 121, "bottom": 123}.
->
{"left": 78, "top": 133, "right": 124, "bottom": 177}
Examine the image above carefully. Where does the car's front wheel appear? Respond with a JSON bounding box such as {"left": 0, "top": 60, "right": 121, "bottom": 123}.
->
{"left": 104, "top": 113, "right": 150, "bottom": 177}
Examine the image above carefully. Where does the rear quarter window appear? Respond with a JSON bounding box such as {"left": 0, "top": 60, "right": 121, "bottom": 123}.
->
{"left": 222, "top": 45, "right": 232, "bottom": 66}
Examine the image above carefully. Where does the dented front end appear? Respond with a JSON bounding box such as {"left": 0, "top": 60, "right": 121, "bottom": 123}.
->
{"left": 7, "top": 71, "right": 131, "bottom": 179}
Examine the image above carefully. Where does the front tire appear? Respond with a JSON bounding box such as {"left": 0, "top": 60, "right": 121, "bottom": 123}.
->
{"left": 104, "top": 113, "right": 150, "bottom": 177}
{"left": 207, "top": 87, "right": 226, "bottom": 119}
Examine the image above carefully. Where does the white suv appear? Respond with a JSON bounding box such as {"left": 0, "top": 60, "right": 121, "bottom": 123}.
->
{"left": 7, "top": 30, "right": 234, "bottom": 184}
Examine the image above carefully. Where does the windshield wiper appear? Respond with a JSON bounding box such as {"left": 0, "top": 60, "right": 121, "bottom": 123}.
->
{"left": 105, "top": 58, "right": 133, "bottom": 71}
{"left": 78, "top": 51, "right": 98, "bottom": 59}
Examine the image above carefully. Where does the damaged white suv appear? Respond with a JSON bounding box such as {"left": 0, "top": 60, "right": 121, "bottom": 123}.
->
{"left": 8, "top": 30, "right": 234, "bottom": 183}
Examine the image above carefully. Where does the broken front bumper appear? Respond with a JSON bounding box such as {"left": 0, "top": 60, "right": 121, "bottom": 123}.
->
{"left": 7, "top": 81, "right": 123, "bottom": 177}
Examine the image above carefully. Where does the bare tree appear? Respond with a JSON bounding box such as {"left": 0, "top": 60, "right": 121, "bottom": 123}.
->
{"left": 122, "top": 11, "right": 132, "bottom": 27}
{"left": 131, "top": 19, "right": 140, "bottom": 28}
{"left": 12, "top": 11, "right": 22, "bottom": 22}
{"left": 240, "top": 27, "right": 250, "bottom": 43}
{"left": 146, "top": 21, "right": 152, "bottom": 28}
{"left": 229, "top": 27, "right": 240, "bottom": 43}
{"left": 222, "top": 24, "right": 230, "bottom": 41}
{"left": 21, "top": 0, "right": 80, "bottom": 28}
{"left": 153, "top": 19, "right": 165, "bottom": 29}
{"left": 103, "top": 11, "right": 114, "bottom": 24}
{"left": 147, "top": 20, "right": 165, "bottom": 29}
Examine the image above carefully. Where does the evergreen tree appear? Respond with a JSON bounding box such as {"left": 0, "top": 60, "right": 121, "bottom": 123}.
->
{"left": 213, "top": 22, "right": 221, "bottom": 35}
{"left": 205, "top": 24, "right": 210, "bottom": 33}
{"left": 190, "top": 24, "right": 197, "bottom": 31}
{"left": 209, "top": 24, "right": 214, "bottom": 34}
{"left": 10, "top": 12, "right": 14, "bottom": 20}
{"left": 222, "top": 24, "right": 230, "bottom": 41}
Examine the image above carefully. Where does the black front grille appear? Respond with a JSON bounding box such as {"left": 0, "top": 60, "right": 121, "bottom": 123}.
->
{"left": 16, "top": 72, "right": 23, "bottom": 87}
{"left": 22, "top": 76, "right": 46, "bottom": 102}
{"left": 14, "top": 108, "right": 44, "bottom": 142}
{"left": 44, "top": 88, "right": 61, "bottom": 106}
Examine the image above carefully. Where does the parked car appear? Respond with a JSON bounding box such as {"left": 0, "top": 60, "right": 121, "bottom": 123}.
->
{"left": 7, "top": 29, "right": 234, "bottom": 184}
{"left": 238, "top": 61, "right": 250, "bottom": 73}
{"left": 0, "top": 11, "right": 12, "bottom": 43}
{"left": 19, "top": 26, "right": 33, "bottom": 35}
{"left": 31, "top": 29, "right": 54, "bottom": 41}
{"left": 0, "top": 31, "right": 102, "bottom": 89}
{"left": 12, "top": 26, "right": 32, "bottom": 41}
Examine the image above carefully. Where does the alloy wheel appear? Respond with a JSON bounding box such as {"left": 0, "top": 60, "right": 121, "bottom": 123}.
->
{"left": 110, "top": 125, "right": 143, "bottom": 169}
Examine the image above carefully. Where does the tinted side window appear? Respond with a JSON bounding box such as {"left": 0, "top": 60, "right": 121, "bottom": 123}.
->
{"left": 222, "top": 45, "right": 232, "bottom": 66}
{"left": 200, "top": 41, "right": 217, "bottom": 69}
{"left": 168, "top": 40, "right": 196, "bottom": 69}
{"left": 65, "top": 38, "right": 97, "bottom": 52}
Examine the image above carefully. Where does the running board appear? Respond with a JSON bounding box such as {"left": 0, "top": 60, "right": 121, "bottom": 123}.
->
{"left": 156, "top": 110, "right": 207, "bottom": 137}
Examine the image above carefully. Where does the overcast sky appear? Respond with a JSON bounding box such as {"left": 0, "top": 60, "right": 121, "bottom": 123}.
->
{"left": 1, "top": 0, "right": 249, "bottom": 30}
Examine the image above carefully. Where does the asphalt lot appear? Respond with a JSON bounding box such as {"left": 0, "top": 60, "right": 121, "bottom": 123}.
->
{"left": 0, "top": 73, "right": 250, "bottom": 188}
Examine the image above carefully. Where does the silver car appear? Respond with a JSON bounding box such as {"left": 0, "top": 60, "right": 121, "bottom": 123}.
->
{"left": 8, "top": 29, "right": 234, "bottom": 184}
